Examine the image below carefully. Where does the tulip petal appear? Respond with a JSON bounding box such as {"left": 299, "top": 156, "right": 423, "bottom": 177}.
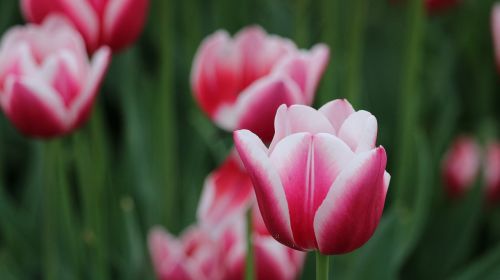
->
{"left": 103, "top": 0, "right": 149, "bottom": 52}
{"left": 224, "top": 75, "right": 302, "bottom": 141}
{"left": 197, "top": 151, "right": 254, "bottom": 230}
{"left": 270, "top": 133, "right": 354, "bottom": 250}
{"left": 191, "top": 31, "right": 242, "bottom": 118}
{"left": 254, "top": 235, "right": 301, "bottom": 280}
{"left": 59, "top": 0, "right": 100, "bottom": 52}
{"left": 269, "top": 104, "right": 335, "bottom": 152}
{"left": 272, "top": 44, "right": 329, "bottom": 104}
{"left": 314, "top": 147, "right": 388, "bottom": 254}
{"left": 318, "top": 99, "right": 355, "bottom": 133}
{"left": 20, "top": 0, "right": 60, "bottom": 23}
{"left": 70, "top": 46, "right": 110, "bottom": 129}
{"left": 234, "top": 129, "right": 295, "bottom": 248}
{"left": 3, "top": 77, "right": 68, "bottom": 137}
{"left": 493, "top": 4, "right": 500, "bottom": 71}
{"left": 338, "top": 110, "right": 378, "bottom": 153}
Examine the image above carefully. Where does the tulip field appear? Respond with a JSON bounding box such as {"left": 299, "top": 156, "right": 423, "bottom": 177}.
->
{"left": 0, "top": 0, "right": 500, "bottom": 279}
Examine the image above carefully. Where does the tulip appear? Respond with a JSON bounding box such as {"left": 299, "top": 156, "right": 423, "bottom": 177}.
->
{"left": 0, "top": 16, "right": 110, "bottom": 138}
{"left": 234, "top": 99, "right": 390, "bottom": 255}
{"left": 197, "top": 150, "right": 254, "bottom": 231}
{"left": 485, "top": 142, "right": 500, "bottom": 203}
{"left": 442, "top": 136, "right": 481, "bottom": 198}
{"left": 148, "top": 226, "right": 224, "bottom": 280}
{"left": 191, "top": 26, "right": 329, "bottom": 142}
{"left": 21, "top": 0, "right": 149, "bottom": 53}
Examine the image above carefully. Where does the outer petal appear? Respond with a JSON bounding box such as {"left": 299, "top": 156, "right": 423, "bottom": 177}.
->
{"left": 103, "top": 0, "right": 149, "bottom": 52}
{"left": 191, "top": 31, "right": 242, "bottom": 118}
{"left": 69, "top": 46, "right": 111, "bottom": 129}
{"left": 314, "top": 147, "right": 389, "bottom": 254}
{"left": 225, "top": 75, "right": 302, "bottom": 142}
{"left": 197, "top": 151, "right": 254, "bottom": 231}
{"left": 318, "top": 99, "right": 355, "bottom": 133}
{"left": 272, "top": 44, "right": 329, "bottom": 105}
{"left": 233, "top": 130, "right": 295, "bottom": 248}
{"left": 492, "top": 3, "right": 500, "bottom": 72}
{"left": 235, "top": 26, "right": 295, "bottom": 89}
{"left": 59, "top": 0, "right": 100, "bottom": 52}
{"left": 2, "top": 77, "right": 68, "bottom": 138}
{"left": 338, "top": 110, "right": 378, "bottom": 153}
{"left": 270, "top": 133, "right": 354, "bottom": 250}
{"left": 269, "top": 104, "right": 335, "bottom": 152}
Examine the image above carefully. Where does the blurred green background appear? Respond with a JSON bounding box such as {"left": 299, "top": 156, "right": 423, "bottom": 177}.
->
{"left": 0, "top": 0, "right": 500, "bottom": 279}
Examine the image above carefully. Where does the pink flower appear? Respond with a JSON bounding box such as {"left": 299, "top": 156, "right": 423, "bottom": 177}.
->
{"left": 485, "top": 142, "right": 500, "bottom": 204}
{"left": 191, "top": 26, "right": 329, "bottom": 142}
{"left": 234, "top": 99, "right": 390, "bottom": 255}
{"left": 442, "top": 136, "right": 481, "bottom": 198}
{"left": 148, "top": 226, "right": 224, "bottom": 280}
{"left": 21, "top": 0, "right": 149, "bottom": 53}
{"left": 0, "top": 16, "right": 110, "bottom": 138}
{"left": 197, "top": 150, "right": 254, "bottom": 231}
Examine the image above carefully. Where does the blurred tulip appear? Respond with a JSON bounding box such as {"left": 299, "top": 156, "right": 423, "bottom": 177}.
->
{"left": 442, "top": 136, "right": 481, "bottom": 198}
{"left": 191, "top": 26, "right": 329, "bottom": 142}
{"left": 21, "top": 0, "right": 149, "bottom": 53}
{"left": 234, "top": 99, "right": 390, "bottom": 255}
{"left": 485, "top": 142, "right": 500, "bottom": 203}
{"left": 148, "top": 226, "right": 224, "bottom": 280}
{"left": 221, "top": 208, "right": 305, "bottom": 280}
{"left": 197, "top": 150, "right": 254, "bottom": 231}
{"left": 492, "top": 3, "right": 500, "bottom": 71}
{"left": 0, "top": 16, "right": 110, "bottom": 138}
{"left": 425, "top": 0, "right": 459, "bottom": 13}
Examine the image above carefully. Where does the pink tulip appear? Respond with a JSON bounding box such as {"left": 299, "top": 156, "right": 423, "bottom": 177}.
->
{"left": 197, "top": 150, "right": 254, "bottom": 231}
{"left": 234, "top": 99, "right": 390, "bottom": 255}
{"left": 0, "top": 16, "right": 110, "bottom": 138}
{"left": 21, "top": 0, "right": 149, "bottom": 53}
{"left": 442, "top": 136, "right": 481, "bottom": 198}
{"left": 148, "top": 226, "right": 224, "bottom": 280}
{"left": 492, "top": 3, "right": 500, "bottom": 71}
{"left": 191, "top": 26, "right": 329, "bottom": 142}
{"left": 485, "top": 142, "right": 500, "bottom": 203}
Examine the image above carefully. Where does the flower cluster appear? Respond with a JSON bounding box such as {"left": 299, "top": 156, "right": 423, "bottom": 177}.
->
{"left": 0, "top": 0, "right": 148, "bottom": 138}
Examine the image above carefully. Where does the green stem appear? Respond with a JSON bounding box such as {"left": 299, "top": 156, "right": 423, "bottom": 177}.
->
{"left": 316, "top": 252, "right": 330, "bottom": 280}
{"left": 245, "top": 209, "right": 254, "bottom": 280}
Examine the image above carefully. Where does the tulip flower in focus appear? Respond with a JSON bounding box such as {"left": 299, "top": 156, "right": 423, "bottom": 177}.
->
{"left": 148, "top": 226, "right": 224, "bottom": 280}
{"left": 485, "top": 142, "right": 500, "bottom": 203}
{"left": 234, "top": 99, "right": 390, "bottom": 255}
{"left": 197, "top": 150, "right": 254, "bottom": 230}
{"left": 442, "top": 136, "right": 481, "bottom": 198}
{"left": 21, "top": 0, "right": 149, "bottom": 53}
{"left": 0, "top": 16, "right": 110, "bottom": 138}
{"left": 492, "top": 3, "right": 500, "bottom": 71}
{"left": 191, "top": 26, "right": 329, "bottom": 142}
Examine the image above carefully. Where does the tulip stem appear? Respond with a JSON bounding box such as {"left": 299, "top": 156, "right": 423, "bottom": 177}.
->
{"left": 245, "top": 209, "right": 254, "bottom": 280}
{"left": 316, "top": 252, "right": 330, "bottom": 280}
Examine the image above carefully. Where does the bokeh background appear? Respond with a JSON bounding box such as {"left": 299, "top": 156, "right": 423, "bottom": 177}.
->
{"left": 0, "top": 0, "right": 499, "bottom": 279}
